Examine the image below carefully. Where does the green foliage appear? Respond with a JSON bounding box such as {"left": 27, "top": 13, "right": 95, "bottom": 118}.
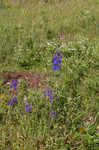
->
{"left": 0, "top": 0, "right": 99, "bottom": 149}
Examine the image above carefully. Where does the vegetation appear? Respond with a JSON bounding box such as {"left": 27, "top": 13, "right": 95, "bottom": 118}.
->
{"left": 0, "top": 0, "right": 99, "bottom": 149}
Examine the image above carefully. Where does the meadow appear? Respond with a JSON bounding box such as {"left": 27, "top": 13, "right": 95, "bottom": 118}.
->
{"left": 0, "top": 0, "right": 99, "bottom": 149}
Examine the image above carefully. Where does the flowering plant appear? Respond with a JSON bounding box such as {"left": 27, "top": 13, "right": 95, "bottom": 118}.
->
{"left": 8, "top": 95, "right": 17, "bottom": 105}
{"left": 51, "top": 50, "right": 62, "bottom": 70}
{"left": 10, "top": 79, "right": 18, "bottom": 91}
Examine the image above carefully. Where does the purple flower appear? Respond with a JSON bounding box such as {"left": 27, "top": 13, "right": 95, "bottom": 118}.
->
{"left": 43, "top": 89, "right": 51, "bottom": 95}
{"left": 51, "top": 52, "right": 62, "bottom": 70}
{"left": 49, "top": 94, "right": 53, "bottom": 101}
{"left": 58, "top": 56, "right": 62, "bottom": 64}
{"left": 52, "top": 54, "right": 57, "bottom": 63}
{"left": 51, "top": 111, "right": 56, "bottom": 118}
{"left": 51, "top": 64, "right": 60, "bottom": 70}
{"left": 8, "top": 95, "right": 17, "bottom": 105}
{"left": 43, "top": 89, "right": 54, "bottom": 102}
{"left": 10, "top": 80, "right": 18, "bottom": 91}
{"left": 25, "top": 104, "right": 31, "bottom": 111}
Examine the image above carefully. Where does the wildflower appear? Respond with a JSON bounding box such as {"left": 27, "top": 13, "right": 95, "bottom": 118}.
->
{"left": 43, "top": 89, "right": 52, "bottom": 95}
{"left": 25, "top": 104, "right": 31, "bottom": 111}
{"left": 8, "top": 95, "right": 17, "bottom": 105}
{"left": 10, "top": 79, "right": 18, "bottom": 91}
{"left": 51, "top": 111, "right": 56, "bottom": 118}
{"left": 43, "top": 89, "right": 54, "bottom": 102}
{"left": 49, "top": 94, "right": 53, "bottom": 101}
{"left": 51, "top": 51, "right": 62, "bottom": 70}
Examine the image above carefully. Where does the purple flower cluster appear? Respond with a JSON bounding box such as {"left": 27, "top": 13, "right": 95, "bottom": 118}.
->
{"left": 25, "top": 104, "right": 31, "bottom": 111}
{"left": 8, "top": 80, "right": 31, "bottom": 111}
{"left": 10, "top": 80, "right": 18, "bottom": 91}
{"left": 43, "top": 89, "right": 56, "bottom": 118}
{"left": 43, "top": 51, "right": 62, "bottom": 118}
{"left": 8, "top": 79, "right": 18, "bottom": 105}
{"left": 51, "top": 51, "right": 62, "bottom": 70}
{"left": 51, "top": 110, "right": 56, "bottom": 118}
{"left": 7, "top": 50, "right": 62, "bottom": 116}
{"left": 8, "top": 95, "right": 17, "bottom": 105}
{"left": 43, "top": 89, "right": 54, "bottom": 102}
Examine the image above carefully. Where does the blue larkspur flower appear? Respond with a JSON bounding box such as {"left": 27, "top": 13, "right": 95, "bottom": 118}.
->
{"left": 51, "top": 52, "right": 62, "bottom": 70}
{"left": 8, "top": 95, "right": 17, "bottom": 105}
{"left": 49, "top": 94, "right": 53, "bottom": 100}
{"left": 25, "top": 104, "right": 31, "bottom": 111}
{"left": 43, "top": 89, "right": 51, "bottom": 95}
{"left": 51, "top": 111, "right": 56, "bottom": 118}
{"left": 43, "top": 89, "right": 54, "bottom": 102}
{"left": 52, "top": 53, "right": 57, "bottom": 63}
{"left": 10, "top": 79, "right": 18, "bottom": 91}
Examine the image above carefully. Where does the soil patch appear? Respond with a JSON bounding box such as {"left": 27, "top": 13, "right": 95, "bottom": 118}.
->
{"left": 0, "top": 71, "right": 49, "bottom": 89}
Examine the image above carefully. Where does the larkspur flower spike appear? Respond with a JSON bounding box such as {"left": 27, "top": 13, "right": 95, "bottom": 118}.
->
{"left": 43, "top": 89, "right": 54, "bottom": 102}
{"left": 43, "top": 89, "right": 51, "bottom": 95}
{"left": 10, "top": 79, "right": 18, "bottom": 91}
{"left": 8, "top": 95, "right": 17, "bottom": 105}
{"left": 25, "top": 104, "right": 31, "bottom": 111}
{"left": 51, "top": 51, "right": 62, "bottom": 70}
{"left": 51, "top": 111, "right": 56, "bottom": 118}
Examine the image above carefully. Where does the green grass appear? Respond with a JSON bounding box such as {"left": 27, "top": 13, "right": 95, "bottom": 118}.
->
{"left": 0, "top": 0, "right": 99, "bottom": 149}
